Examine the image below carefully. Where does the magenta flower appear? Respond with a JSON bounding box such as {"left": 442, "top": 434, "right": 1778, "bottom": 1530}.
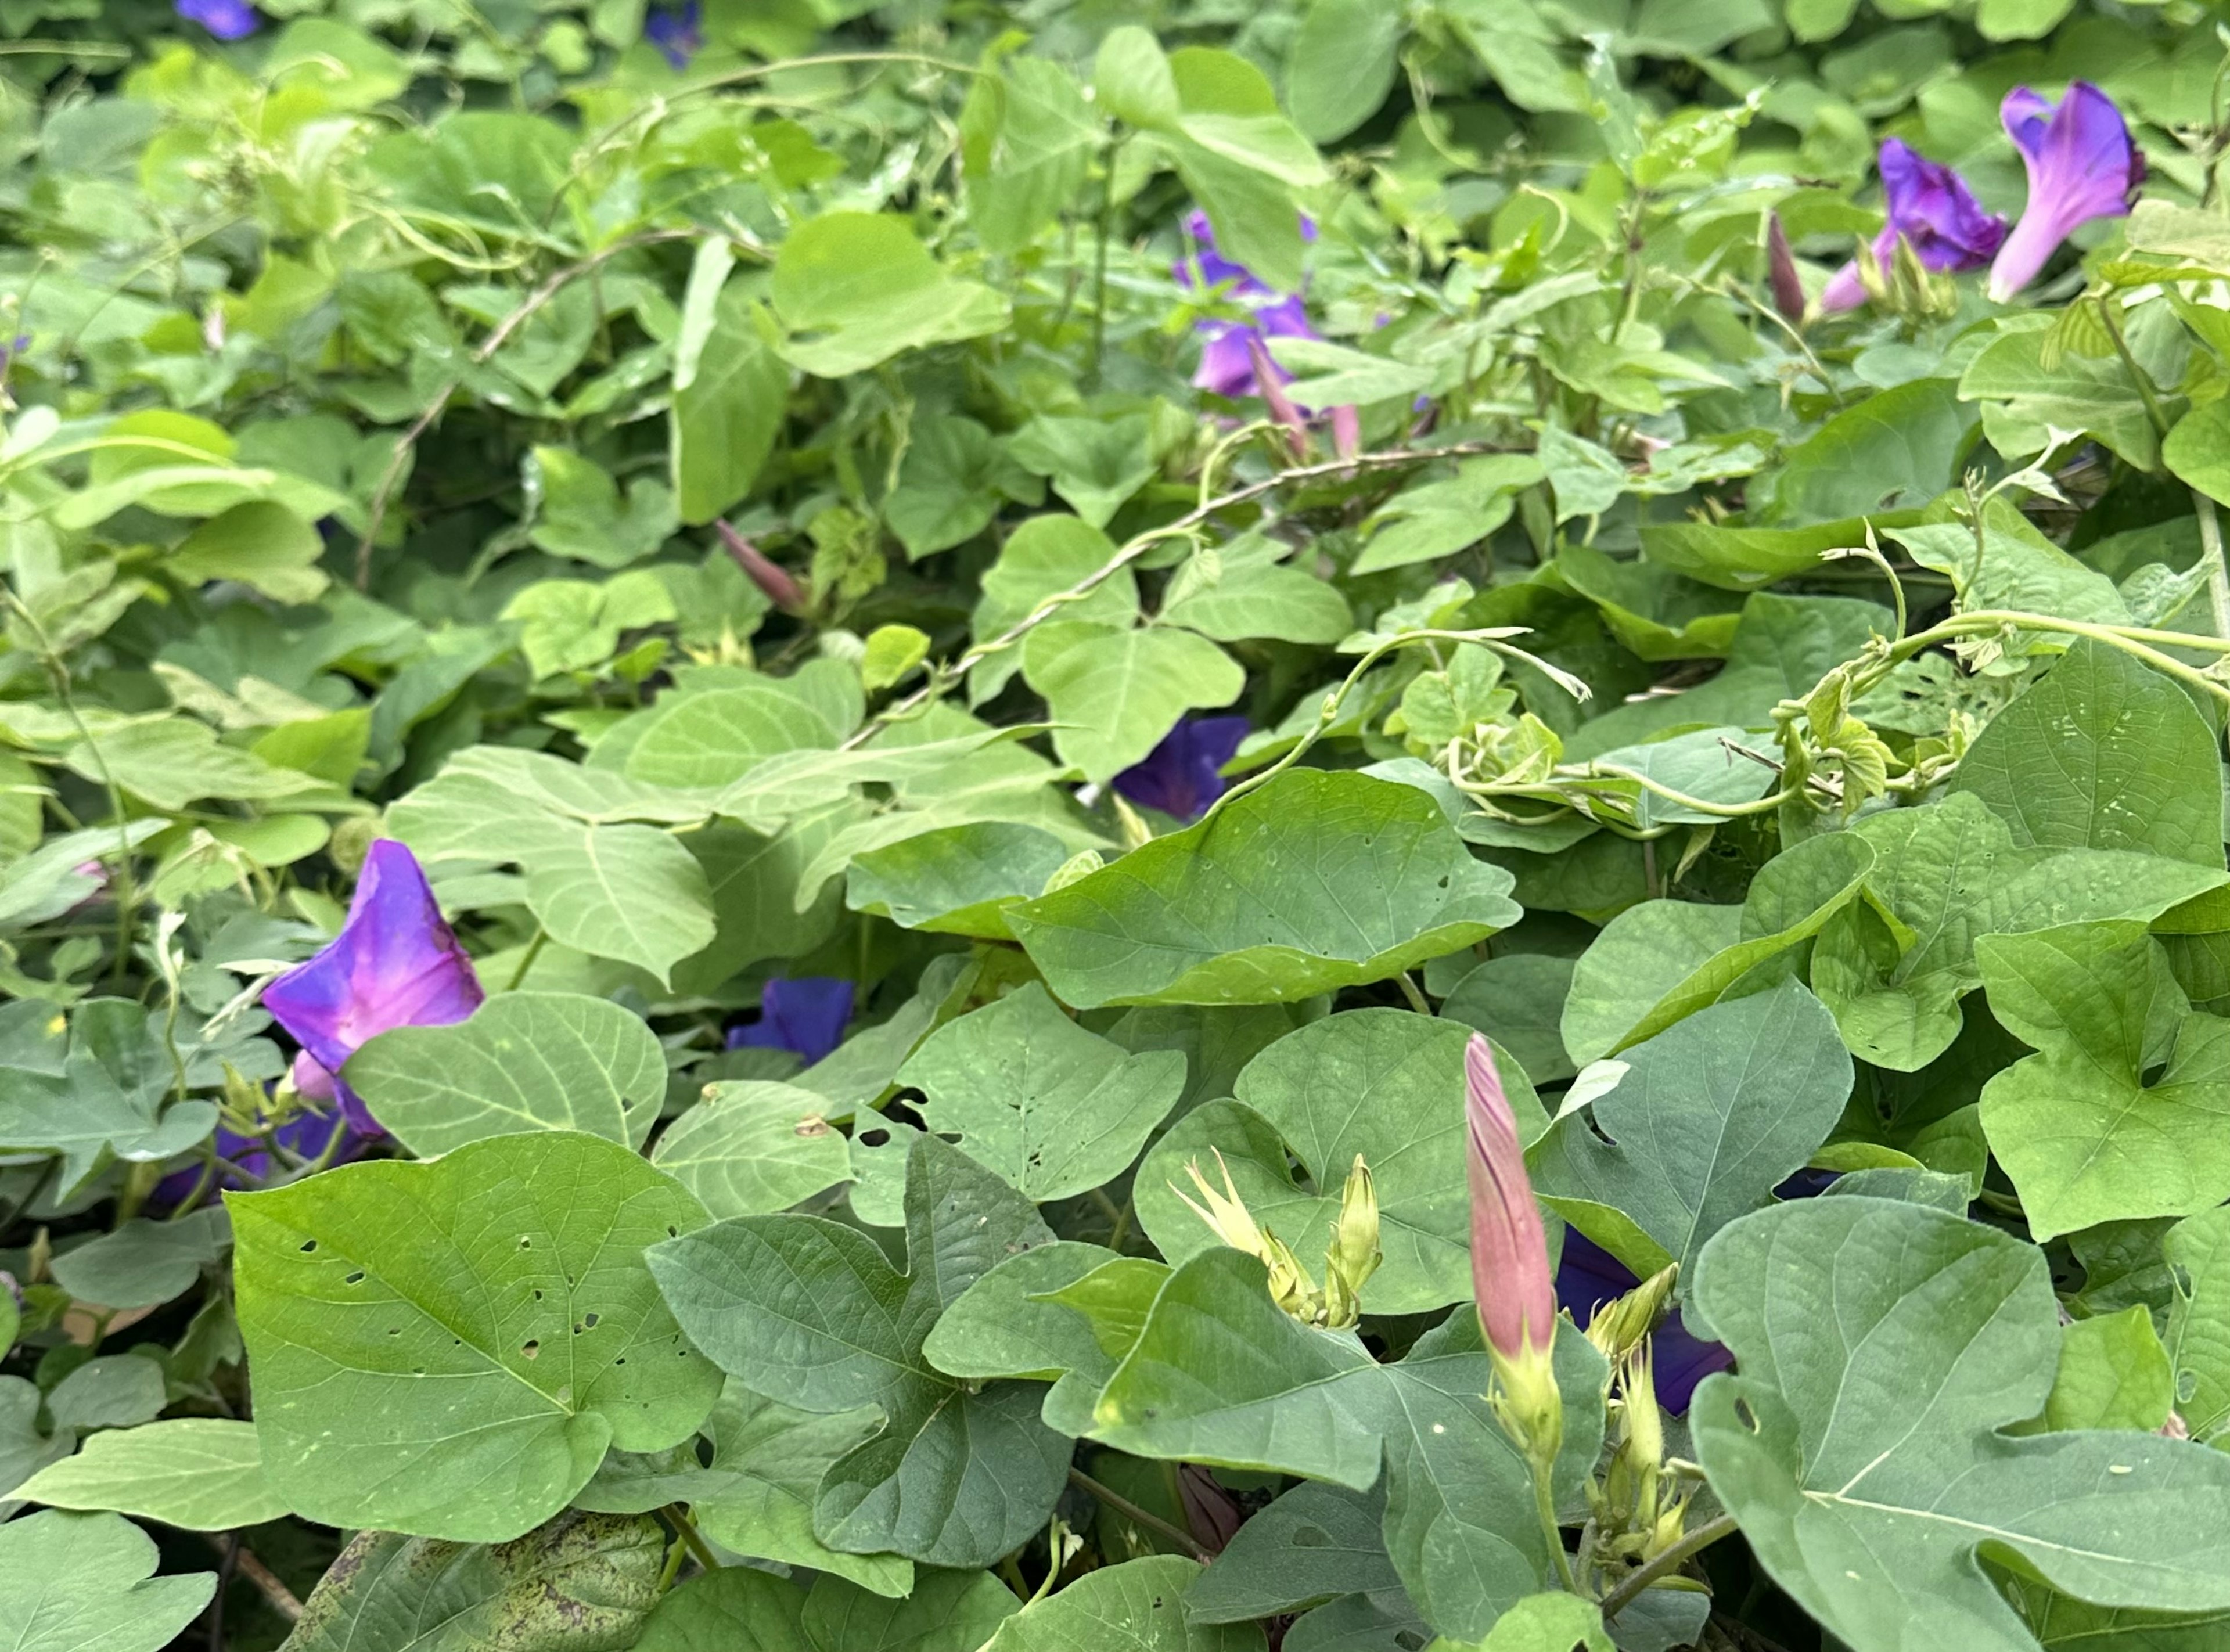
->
{"left": 262, "top": 840, "right": 485, "bottom": 1136}
{"left": 645, "top": 2, "right": 700, "bottom": 70}
{"left": 1987, "top": 82, "right": 2143, "bottom": 302}
{"left": 1466, "top": 1034, "right": 1556, "bottom": 1363}
{"left": 175, "top": 0, "right": 258, "bottom": 38}
{"left": 1820, "top": 139, "right": 2008, "bottom": 312}
{"left": 1112, "top": 715, "right": 1249, "bottom": 823}
{"left": 726, "top": 977, "right": 855, "bottom": 1066}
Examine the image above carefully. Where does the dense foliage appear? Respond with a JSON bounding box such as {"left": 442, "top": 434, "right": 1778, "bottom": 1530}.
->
{"left": 16, "top": 0, "right": 2230, "bottom": 1648}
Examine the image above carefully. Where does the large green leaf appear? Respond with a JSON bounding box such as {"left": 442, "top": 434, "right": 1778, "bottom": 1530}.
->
{"left": 232, "top": 1131, "right": 721, "bottom": 1541}
{"left": 1532, "top": 982, "right": 1851, "bottom": 1280}
{"left": 846, "top": 821, "right": 1073, "bottom": 940}
{"left": 1976, "top": 922, "right": 2230, "bottom": 1242}
{"left": 1951, "top": 640, "right": 2224, "bottom": 869}
{"left": 279, "top": 1511, "right": 664, "bottom": 1652}
{"left": 1020, "top": 621, "right": 1244, "bottom": 783}
{"left": 1285, "top": 0, "right": 1402, "bottom": 141}
{"left": 344, "top": 992, "right": 663, "bottom": 1155}
{"left": 959, "top": 56, "right": 1099, "bottom": 257}
{"left": 897, "top": 983, "right": 1184, "bottom": 1202}
{"left": 632, "top": 1565, "right": 1019, "bottom": 1652}
{"left": 1690, "top": 1197, "right": 2230, "bottom": 1652}
{"left": 771, "top": 214, "right": 1008, "bottom": 378}
{"left": 1135, "top": 1011, "right": 1540, "bottom": 1314}
{"left": 646, "top": 1133, "right": 1070, "bottom": 1568}
{"left": 2167, "top": 1205, "right": 2230, "bottom": 1446}
{"left": 649, "top": 1082, "right": 854, "bottom": 1219}
{"left": 981, "top": 1556, "right": 1264, "bottom": 1651}
{"left": 12, "top": 1420, "right": 285, "bottom": 1531}
{"left": 1008, "top": 769, "right": 1520, "bottom": 1008}
{"left": 1185, "top": 1482, "right": 1397, "bottom": 1623}
{"left": 1758, "top": 379, "right": 1976, "bottom": 527}
{"left": 0, "top": 1511, "right": 214, "bottom": 1652}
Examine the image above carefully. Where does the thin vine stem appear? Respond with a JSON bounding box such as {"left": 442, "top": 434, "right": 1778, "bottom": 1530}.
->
{"left": 1067, "top": 1467, "right": 1213, "bottom": 1562}
{"left": 1597, "top": 1511, "right": 1739, "bottom": 1618}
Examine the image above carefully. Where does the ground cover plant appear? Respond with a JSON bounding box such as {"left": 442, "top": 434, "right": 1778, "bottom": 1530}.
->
{"left": 18, "top": 0, "right": 2230, "bottom": 1647}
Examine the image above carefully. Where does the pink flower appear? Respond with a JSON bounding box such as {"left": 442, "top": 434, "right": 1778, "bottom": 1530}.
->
{"left": 1987, "top": 82, "right": 2142, "bottom": 303}
{"left": 1466, "top": 1034, "right": 1556, "bottom": 1361}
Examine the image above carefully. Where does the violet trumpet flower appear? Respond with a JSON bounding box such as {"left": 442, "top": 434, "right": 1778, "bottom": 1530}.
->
{"left": 645, "top": 2, "right": 701, "bottom": 70}
{"left": 1112, "top": 715, "right": 1249, "bottom": 823}
{"left": 262, "top": 839, "right": 485, "bottom": 1136}
{"left": 1821, "top": 139, "right": 2008, "bottom": 312}
{"left": 1555, "top": 1229, "right": 1732, "bottom": 1415}
{"left": 175, "top": 0, "right": 258, "bottom": 37}
{"left": 1987, "top": 81, "right": 2143, "bottom": 303}
{"left": 727, "top": 977, "right": 855, "bottom": 1066}
{"left": 1177, "top": 213, "right": 1326, "bottom": 401}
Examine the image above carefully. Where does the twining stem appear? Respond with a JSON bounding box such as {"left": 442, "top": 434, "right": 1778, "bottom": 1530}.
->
{"left": 1597, "top": 1511, "right": 1739, "bottom": 1618}
{"left": 200, "top": 1535, "right": 301, "bottom": 1622}
{"left": 1067, "top": 1466, "right": 1213, "bottom": 1562}
{"left": 2193, "top": 491, "right": 2230, "bottom": 641}
{"left": 505, "top": 926, "right": 549, "bottom": 993}
{"left": 663, "top": 1503, "right": 721, "bottom": 1572}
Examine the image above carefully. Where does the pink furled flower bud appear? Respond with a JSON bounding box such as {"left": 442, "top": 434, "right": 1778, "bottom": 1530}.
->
{"left": 717, "top": 521, "right": 808, "bottom": 614}
{"left": 1766, "top": 213, "right": 1805, "bottom": 325}
{"left": 1466, "top": 1033, "right": 1556, "bottom": 1362}
{"left": 1245, "top": 334, "right": 1310, "bottom": 462}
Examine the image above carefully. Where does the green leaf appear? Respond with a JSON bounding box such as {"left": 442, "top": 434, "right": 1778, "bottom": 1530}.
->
{"left": 1009, "top": 769, "right": 1520, "bottom": 1008}
{"left": 1440, "top": 955, "right": 1577, "bottom": 1085}
{"left": 1096, "top": 26, "right": 1181, "bottom": 128}
{"left": 344, "top": 992, "right": 663, "bottom": 1156}
{"left": 49, "top": 1208, "right": 228, "bottom": 1311}
{"left": 1286, "top": 0, "right": 1403, "bottom": 141}
{"left": 1690, "top": 1197, "right": 2230, "bottom": 1652}
{"left": 2168, "top": 1205, "right": 2230, "bottom": 1445}
{"left": 959, "top": 56, "right": 1099, "bottom": 257}
{"left": 1161, "top": 537, "right": 1354, "bottom": 645}
{"left": 1580, "top": 725, "right": 1779, "bottom": 828}
{"left": 12, "top": 1420, "right": 286, "bottom": 1531}
{"left": 529, "top": 445, "right": 678, "bottom": 570}
{"left": 2166, "top": 401, "right": 2230, "bottom": 510}
{"left": 1891, "top": 519, "right": 2129, "bottom": 645}
{"left": 1007, "top": 416, "right": 1159, "bottom": 529}
{"left": 1962, "top": 327, "right": 2161, "bottom": 469}
{"left": 1021, "top": 620, "right": 1243, "bottom": 784}
{"left": 1640, "top": 513, "right": 1923, "bottom": 592}
{"left": 1556, "top": 543, "right": 1743, "bottom": 661}
{"left": 0, "top": 999, "right": 219, "bottom": 1197}
{"left": 1562, "top": 830, "right": 1874, "bottom": 1061}
{"left": 1976, "top": 920, "right": 2230, "bottom": 1242}
{"left": 1185, "top": 1482, "right": 1397, "bottom": 1622}
{"left": 1954, "top": 640, "right": 2225, "bottom": 869}
{"left": 898, "top": 983, "right": 1184, "bottom": 1202}
{"left": 634, "top": 1565, "right": 1019, "bottom": 1652}
{"left": 48, "top": 1357, "right": 166, "bottom": 1434}
{"left": 646, "top": 1133, "right": 1069, "bottom": 1568}
{"left": 982, "top": 1556, "right": 1264, "bottom": 1651}
{"left": 167, "top": 500, "right": 328, "bottom": 603}
{"left": 2037, "top": 1307, "right": 2174, "bottom": 1434}
{"left": 66, "top": 718, "right": 328, "bottom": 813}
{"left": 883, "top": 416, "right": 1040, "bottom": 560}
{"left": 772, "top": 214, "right": 1009, "bottom": 379}
{"left": 1533, "top": 982, "right": 1851, "bottom": 1282}
{"left": 847, "top": 822, "right": 1073, "bottom": 940}
{"left": 232, "top": 1130, "right": 721, "bottom": 1541}
{"left": 672, "top": 284, "right": 790, "bottom": 526}
{"left": 970, "top": 515, "right": 1139, "bottom": 701}
{"left": 922, "top": 1243, "right": 1153, "bottom": 1434}
{"left": 1758, "top": 379, "right": 1976, "bottom": 527}
{"left": 649, "top": 1082, "right": 853, "bottom": 1219}
{"left": 0, "top": 1511, "right": 214, "bottom": 1652}
{"left": 1350, "top": 456, "right": 1541, "bottom": 575}
{"left": 618, "top": 683, "right": 845, "bottom": 792}
{"left": 1136, "top": 1010, "right": 1536, "bottom": 1314}
{"left": 279, "top": 1511, "right": 664, "bottom": 1652}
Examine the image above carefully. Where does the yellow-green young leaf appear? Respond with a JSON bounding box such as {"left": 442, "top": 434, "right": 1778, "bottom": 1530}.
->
{"left": 771, "top": 213, "right": 1008, "bottom": 379}
{"left": 981, "top": 1556, "right": 1264, "bottom": 1651}
{"left": 1021, "top": 620, "right": 1243, "bottom": 783}
{"left": 2037, "top": 1305, "right": 2173, "bottom": 1433}
{"left": 2166, "top": 401, "right": 2230, "bottom": 511}
{"left": 672, "top": 285, "right": 789, "bottom": 525}
{"left": 232, "top": 1131, "right": 721, "bottom": 1542}
{"left": 1431, "top": 1593, "right": 1612, "bottom": 1651}
{"left": 859, "top": 624, "right": 930, "bottom": 692}
{"left": 12, "top": 1420, "right": 286, "bottom": 1530}
{"left": 167, "top": 501, "right": 328, "bottom": 602}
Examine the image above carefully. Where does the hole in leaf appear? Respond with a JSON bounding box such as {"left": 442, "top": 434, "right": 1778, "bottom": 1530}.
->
{"left": 298, "top": 1240, "right": 318, "bottom": 1253}
{"left": 344, "top": 1270, "right": 365, "bottom": 1285}
{"left": 1735, "top": 1397, "right": 1759, "bottom": 1433}
{"left": 521, "top": 1340, "right": 541, "bottom": 1359}
{"left": 582, "top": 1312, "right": 600, "bottom": 1328}
{"left": 860, "top": 1128, "right": 891, "bottom": 1148}
{"left": 666, "top": 1226, "right": 678, "bottom": 1238}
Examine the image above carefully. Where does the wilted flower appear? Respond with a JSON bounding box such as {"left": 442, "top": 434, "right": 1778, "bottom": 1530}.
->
{"left": 175, "top": 0, "right": 258, "bottom": 38}
{"left": 1987, "top": 81, "right": 2143, "bottom": 303}
{"left": 1112, "top": 715, "right": 1249, "bottom": 823}
{"left": 1820, "top": 139, "right": 2008, "bottom": 313}
{"left": 718, "top": 522, "right": 808, "bottom": 614}
{"left": 262, "top": 839, "right": 485, "bottom": 1136}
{"left": 645, "top": 2, "right": 702, "bottom": 70}
{"left": 727, "top": 977, "right": 855, "bottom": 1066}
{"left": 1765, "top": 214, "right": 1805, "bottom": 325}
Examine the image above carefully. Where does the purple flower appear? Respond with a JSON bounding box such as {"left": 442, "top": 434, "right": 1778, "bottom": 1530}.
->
{"left": 1177, "top": 212, "right": 1329, "bottom": 403}
{"left": 645, "top": 2, "right": 701, "bottom": 70}
{"left": 175, "top": 0, "right": 258, "bottom": 39}
{"left": 1820, "top": 139, "right": 2008, "bottom": 312}
{"left": 1111, "top": 715, "right": 1249, "bottom": 823}
{"left": 726, "top": 977, "right": 855, "bottom": 1066}
{"left": 1555, "top": 1229, "right": 1732, "bottom": 1415}
{"left": 262, "top": 839, "right": 485, "bottom": 1136}
{"left": 1987, "top": 81, "right": 2143, "bottom": 302}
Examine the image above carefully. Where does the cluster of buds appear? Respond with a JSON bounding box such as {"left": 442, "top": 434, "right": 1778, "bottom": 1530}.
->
{"left": 1176, "top": 1150, "right": 1382, "bottom": 1331}
{"left": 1585, "top": 1268, "right": 1695, "bottom": 1570}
